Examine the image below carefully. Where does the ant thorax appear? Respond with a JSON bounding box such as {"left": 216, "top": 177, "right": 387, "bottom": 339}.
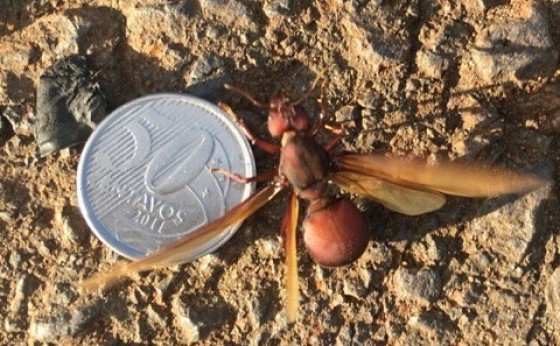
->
{"left": 279, "top": 132, "right": 329, "bottom": 200}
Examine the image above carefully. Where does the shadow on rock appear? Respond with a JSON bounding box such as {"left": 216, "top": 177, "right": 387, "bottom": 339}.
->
{"left": 62, "top": 7, "right": 184, "bottom": 109}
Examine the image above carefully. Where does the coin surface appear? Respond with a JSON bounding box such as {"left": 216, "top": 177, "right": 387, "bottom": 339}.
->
{"left": 77, "top": 94, "right": 255, "bottom": 261}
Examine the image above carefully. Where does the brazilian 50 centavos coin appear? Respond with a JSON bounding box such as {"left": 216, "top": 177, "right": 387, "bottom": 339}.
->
{"left": 77, "top": 94, "right": 256, "bottom": 262}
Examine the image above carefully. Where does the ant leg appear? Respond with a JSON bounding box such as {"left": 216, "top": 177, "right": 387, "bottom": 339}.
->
{"left": 323, "top": 124, "right": 345, "bottom": 152}
{"left": 311, "top": 80, "right": 332, "bottom": 135}
{"left": 218, "top": 102, "right": 281, "bottom": 154}
{"left": 209, "top": 167, "right": 277, "bottom": 184}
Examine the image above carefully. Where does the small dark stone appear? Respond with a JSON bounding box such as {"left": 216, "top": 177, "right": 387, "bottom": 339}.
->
{"left": 35, "top": 55, "right": 106, "bottom": 156}
{"left": 0, "top": 110, "right": 15, "bottom": 146}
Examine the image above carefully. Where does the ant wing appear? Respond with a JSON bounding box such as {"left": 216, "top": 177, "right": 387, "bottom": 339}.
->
{"left": 281, "top": 192, "right": 300, "bottom": 323}
{"left": 331, "top": 170, "right": 446, "bottom": 216}
{"left": 80, "top": 184, "right": 283, "bottom": 292}
{"left": 333, "top": 153, "right": 548, "bottom": 199}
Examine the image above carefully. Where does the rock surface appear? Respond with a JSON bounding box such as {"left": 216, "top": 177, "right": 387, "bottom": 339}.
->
{"left": 471, "top": 3, "right": 558, "bottom": 82}
{"left": 0, "top": 0, "right": 558, "bottom": 345}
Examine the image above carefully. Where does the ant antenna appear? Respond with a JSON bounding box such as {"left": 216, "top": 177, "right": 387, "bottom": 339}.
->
{"left": 224, "top": 84, "right": 267, "bottom": 108}
{"left": 292, "top": 77, "right": 323, "bottom": 105}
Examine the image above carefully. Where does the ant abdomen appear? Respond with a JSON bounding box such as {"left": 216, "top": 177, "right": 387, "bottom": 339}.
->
{"left": 303, "top": 197, "right": 369, "bottom": 267}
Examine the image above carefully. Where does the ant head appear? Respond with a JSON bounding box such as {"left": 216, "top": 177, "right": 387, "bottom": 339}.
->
{"left": 267, "top": 91, "right": 310, "bottom": 138}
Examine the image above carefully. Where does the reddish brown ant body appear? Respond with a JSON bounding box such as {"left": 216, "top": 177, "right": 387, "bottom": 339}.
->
{"left": 269, "top": 89, "right": 369, "bottom": 267}
{"left": 82, "top": 81, "right": 548, "bottom": 323}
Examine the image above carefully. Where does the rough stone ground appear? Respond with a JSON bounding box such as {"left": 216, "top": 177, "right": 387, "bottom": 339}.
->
{"left": 1, "top": 0, "right": 560, "bottom": 345}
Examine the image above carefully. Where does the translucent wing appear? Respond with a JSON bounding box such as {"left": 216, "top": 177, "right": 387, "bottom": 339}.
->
{"left": 334, "top": 153, "right": 548, "bottom": 198}
{"left": 281, "top": 191, "right": 300, "bottom": 323}
{"left": 81, "top": 184, "right": 283, "bottom": 292}
{"left": 331, "top": 171, "right": 446, "bottom": 216}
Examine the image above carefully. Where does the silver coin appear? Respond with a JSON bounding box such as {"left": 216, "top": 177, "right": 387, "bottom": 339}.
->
{"left": 77, "top": 93, "right": 255, "bottom": 262}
